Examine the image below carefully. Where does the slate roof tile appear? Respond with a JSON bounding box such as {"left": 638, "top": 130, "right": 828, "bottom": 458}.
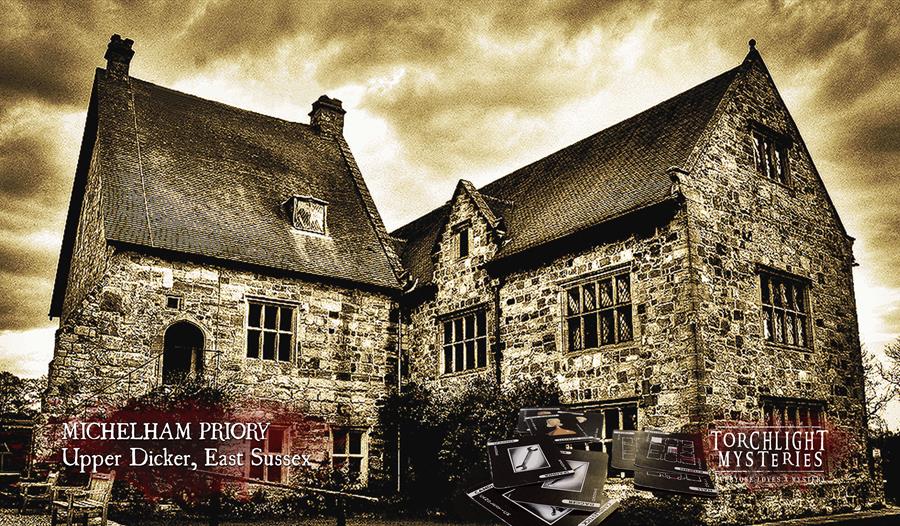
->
{"left": 392, "top": 65, "right": 741, "bottom": 286}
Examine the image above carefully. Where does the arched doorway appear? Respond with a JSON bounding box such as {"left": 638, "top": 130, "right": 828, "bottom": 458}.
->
{"left": 162, "top": 322, "right": 204, "bottom": 384}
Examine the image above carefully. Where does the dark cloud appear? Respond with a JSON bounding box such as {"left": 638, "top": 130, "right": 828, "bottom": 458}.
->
{"left": 0, "top": 0, "right": 899, "bottom": 377}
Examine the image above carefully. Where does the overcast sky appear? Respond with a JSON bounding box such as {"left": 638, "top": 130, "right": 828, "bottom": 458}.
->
{"left": 1, "top": 0, "right": 898, "bottom": 423}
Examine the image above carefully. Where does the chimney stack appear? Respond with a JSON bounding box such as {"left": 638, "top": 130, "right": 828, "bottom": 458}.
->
{"left": 309, "top": 95, "right": 345, "bottom": 137}
{"left": 105, "top": 34, "right": 134, "bottom": 79}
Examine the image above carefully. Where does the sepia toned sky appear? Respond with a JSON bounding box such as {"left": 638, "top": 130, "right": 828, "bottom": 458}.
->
{"left": 1, "top": 0, "right": 898, "bottom": 421}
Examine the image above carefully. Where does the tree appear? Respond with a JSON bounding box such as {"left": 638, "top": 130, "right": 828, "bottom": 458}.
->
{"left": 865, "top": 338, "right": 900, "bottom": 432}
{"left": 0, "top": 371, "right": 46, "bottom": 416}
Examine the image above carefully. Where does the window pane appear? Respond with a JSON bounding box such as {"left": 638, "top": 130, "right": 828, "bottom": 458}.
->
{"left": 267, "top": 464, "right": 282, "bottom": 483}
{"left": 454, "top": 319, "right": 463, "bottom": 342}
{"left": 599, "top": 279, "right": 613, "bottom": 307}
{"left": 454, "top": 343, "right": 464, "bottom": 371}
{"left": 444, "top": 345, "right": 453, "bottom": 373}
{"left": 582, "top": 284, "right": 596, "bottom": 311}
{"left": 476, "top": 338, "right": 487, "bottom": 368}
{"left": 263, "top": 332, "right": 276, "bottom": 360}
{"left": 249, "top": 303, "right": 262, "bottom": 328}
{"left": 567, "top": 288, "right": 580, "bottom": 315}
{"left": 618, "top": 306, "right": 632, "bottom": 342}
{"left": 763, "top": 307, "right": 773, "bottom": 341}
{"left": 249, "top": 462, "right": 264, "bottom": 480}
{"left": 583, "top": 314, "right": 598, "bottom": 349}
{"left": 476, "top": 310, "right": 487, "bottom": 336}
{"left": 465, "top": 340, "right": 475, "bottom": 370}
{"left": 795, "top": 287, "right": 805, "bottom": 312}
{"left": 616, "top": 275, "right": 631, "bottom": 304}
{"left": 785, "top": 283, "right": 795, "bottom": 309}
{"left": 333, "top": 432, "right": 347, "bottom": 454}
{"left": 278, "top": 333, "right": 292, "bottom": 362}
{"left": 458, "top": 229, "right": 469, "bottom": 257}
{"left": 348, "top": 458, "right": 362, "bottom": 479}
{"left": 797, "top": 316, "right": 807, "bottom": 347}
{"left": 247, "top": 329, "right": 261, "bottom": 358}
{"left": 600, "top": 311, "right": 614, "bottom": 345}
{"left": 279, "top": 308, "right": 293, "bottom": 331}
{"left": 604, "top": 409, "right": 618, "bottom": 438}
{"left": 349, "top": 431, "right": 362, "bottom": 455}
{"left": 465, "top": 315, "right": 475, "bottom": 340}
{"left": 568, "top": 318, "right": 582, "bottom": 351}
{"left": 774, "top": 311, "right": 784, "bottom": 344}
{"left": 622, "top": 405, "right": 637, "bottom": 430}
{"left": 761, "top": 276, "right": 770, "bottom": 305}
{"left": 773, "top": 280, "right": 783, "bottom": 307}
{"left": 443, "top": 321, "right": 452, "bottom": 345}
{"left": 786, "top": 313, "right": 796, "bottom": 346}
{"left": 269, "top": 428, "right": 285, "bottom": 453}
{"left": 264, "top": 305, "right": 278, "bottom": 329}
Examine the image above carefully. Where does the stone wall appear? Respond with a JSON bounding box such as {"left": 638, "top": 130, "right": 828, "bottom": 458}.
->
{"left": 403, "top": 183, "right": 699, "bottom": 428}
{"left": 679, "top": 56, "right": 878, "bottom": 518}
{"left": 46, "top": 248, "right": 397, "bottom": 485}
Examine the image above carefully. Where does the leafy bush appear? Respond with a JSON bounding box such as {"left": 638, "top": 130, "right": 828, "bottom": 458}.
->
{"left": 377, "top": 375, "right": 562, "bottom": 518}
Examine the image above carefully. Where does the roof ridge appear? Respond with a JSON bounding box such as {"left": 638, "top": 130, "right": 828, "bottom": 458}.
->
{"left": 122, "top": 70, "right": 315, "bottom": 130}
{"left": 480, "top": 64, "right": 742, "bottom": 196}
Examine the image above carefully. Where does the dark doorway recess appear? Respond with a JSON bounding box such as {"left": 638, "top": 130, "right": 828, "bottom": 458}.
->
{"left": 162, "top": 321, "right": 204, "bottom": 384}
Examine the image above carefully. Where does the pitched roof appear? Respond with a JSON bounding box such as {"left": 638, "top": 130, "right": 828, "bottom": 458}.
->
{"left": 393, "top": 64, "right": 741, "bottom": 286}
{"left": 52, "top": 69, "right": 401, "bottom": 316}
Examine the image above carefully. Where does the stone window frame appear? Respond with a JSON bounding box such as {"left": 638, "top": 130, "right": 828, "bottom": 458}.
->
{"left": 285, "top": 195, "right": 329, "bottom": 236}
{"left": 558, "top": 264, "right": 636, "bottom": 355}
{"left": 330, "top": 426, "right": 369, "bottom": 485}
{"left": 749, "top": 121, "right": 793, "bottom": 187}
{"left": 451, "top": 220, "right": 471, "bottom": 259}
{"left": 244, "top": 296, "right": 299, "bottom": 363}
{"left": 760, "top": 396, "right": 826, "bottom": 427}
{"left": 757, "top": 265, "right": 813, "bottom": 351}
{"left": 246, "top": 424, "right": 291, "bottom": 483}
{"left": 165, "top": 294, "right": 182, "bottom": 310}
{"left": 569, "top": 398, "right": 639, "bottom": 478}
{"left": 437, "top": 303, "right": 491, "bottom": 377}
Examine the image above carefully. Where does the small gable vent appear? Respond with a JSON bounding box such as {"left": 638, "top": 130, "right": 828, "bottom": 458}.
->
{"left": 286, "top": 195, "right": 328, "bottom": 235}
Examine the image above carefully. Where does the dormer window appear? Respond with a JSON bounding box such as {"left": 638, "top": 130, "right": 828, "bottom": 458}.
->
{"left": 286, "top": 196, "right": 327, "bottom": 235}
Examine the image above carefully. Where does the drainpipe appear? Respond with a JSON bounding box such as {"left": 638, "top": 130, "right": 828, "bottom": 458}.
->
{"left": 492, "top": 277, "right": 505, "bottom": 387}
{"left": 395, "top": 278, "right": 416, "bottom": 494}
{"left": 395, "top": 302, "right": 402, "bottom": 494}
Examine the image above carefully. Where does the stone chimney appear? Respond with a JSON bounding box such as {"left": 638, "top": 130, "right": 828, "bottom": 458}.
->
{"left": 309, "top": 95, "right": 345, "bottom": 137}
{"left": 104, "top": 34, "right": 134, "bottom": 80}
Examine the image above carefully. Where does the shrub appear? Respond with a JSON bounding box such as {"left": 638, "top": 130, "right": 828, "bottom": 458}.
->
{"left": 377, "top": 375, "right": 561, "bottom": 518}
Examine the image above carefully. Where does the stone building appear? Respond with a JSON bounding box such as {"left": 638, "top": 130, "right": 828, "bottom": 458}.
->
{"left": 391, "top": 41, "right": 877, "bottom": 519}
{"left": 45, "top": 35, "right": 404, "bottom": 486}
{"left": 46, "top": 35, "right": 877, "bottom": 519}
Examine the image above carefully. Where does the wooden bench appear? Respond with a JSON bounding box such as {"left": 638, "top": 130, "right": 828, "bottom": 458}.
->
{"left": 51, "top": 471, "right": 116, "bottom": 526}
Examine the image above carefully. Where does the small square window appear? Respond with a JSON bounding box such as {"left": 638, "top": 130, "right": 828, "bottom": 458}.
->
{"left": 287, "top": 196, "right": 327, "bottom": 234}
{"left": 166, "top": 296, "right": 182, "bottom": 310}
{"left": 331, "top": 428, "right": 367, "bottom": 484}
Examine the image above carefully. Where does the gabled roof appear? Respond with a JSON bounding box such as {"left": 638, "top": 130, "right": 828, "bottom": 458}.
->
{"left": 51, "top": 69, "right": 401, "bottom": 316}
{"left": 393, "top": 64, "right": 741, "bottom": 285}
